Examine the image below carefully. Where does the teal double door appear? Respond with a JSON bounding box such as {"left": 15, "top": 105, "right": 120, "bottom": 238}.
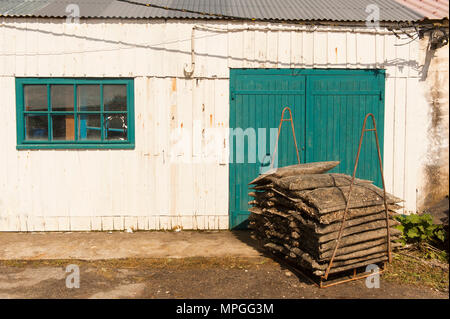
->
{"left": 229, "top": 69, "right": 385, "bottom": 229}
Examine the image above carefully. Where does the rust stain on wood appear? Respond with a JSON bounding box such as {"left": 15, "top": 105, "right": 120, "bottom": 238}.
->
{"left": 171, "top": 78, "right": 177, "bottom": 92}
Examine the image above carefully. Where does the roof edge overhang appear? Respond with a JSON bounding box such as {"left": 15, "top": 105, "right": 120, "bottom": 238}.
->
{"left": 0, "top": 15, "right": 425, "bottom": 25}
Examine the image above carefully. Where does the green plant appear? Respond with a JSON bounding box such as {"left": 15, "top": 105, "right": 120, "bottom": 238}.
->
{"left": 395, "top": 213, "right": 446, "bottom": 246}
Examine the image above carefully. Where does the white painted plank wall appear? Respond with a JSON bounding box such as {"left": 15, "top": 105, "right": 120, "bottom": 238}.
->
{"left": 0, "top": 18, "right": 426, "bottom": 231}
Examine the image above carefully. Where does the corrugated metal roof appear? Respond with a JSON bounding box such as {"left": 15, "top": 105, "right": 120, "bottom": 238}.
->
{"left": 394, "top": 0, "right": 448, "bottom": 20}
{"left": 0, "top": 0, "right": 425, "bottom": 22}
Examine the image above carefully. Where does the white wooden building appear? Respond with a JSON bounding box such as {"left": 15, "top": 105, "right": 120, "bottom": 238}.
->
{"left": 0, "top": 0, "right": 448, "bottom": 231}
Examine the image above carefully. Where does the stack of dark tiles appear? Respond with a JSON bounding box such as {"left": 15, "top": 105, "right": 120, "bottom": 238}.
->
{"left": 248, "top": 161, "right": 402, "bottom": 277}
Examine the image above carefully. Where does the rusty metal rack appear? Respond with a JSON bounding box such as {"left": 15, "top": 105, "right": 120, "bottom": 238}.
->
{"left": 270, "top": 106, "right": 301, "bottom": 169}
{"left": 319, "top": 113, "right": 392, "bottom": 287}
{"left": 269, "top": 251, "right": 388, "bottom": 288}
{"left": 318, "top": 262, "right": 388, "bottom": 288}
{"left": 316, "top": 113, "right": 392, "bottom": 287}
{"left": 265, "top": 112, "right": 393, "bottom": 288}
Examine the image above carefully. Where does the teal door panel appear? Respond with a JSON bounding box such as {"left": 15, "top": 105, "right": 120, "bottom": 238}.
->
{"left": 229, "top": 69, "right": 385, "bottom": 229}
{"left": 305, "top": 71, "right": 385, "bottom": 187}
{"left": 230, "top": 72, "right": 306, "bottom": 229}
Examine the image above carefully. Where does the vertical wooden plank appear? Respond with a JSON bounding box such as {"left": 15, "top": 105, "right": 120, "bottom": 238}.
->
{"left": 143, "top": 77, "right": 153, "bottom": 154}
{"left": 302, "top": 30, "right": 314, "bottom": 67}
{"left": 0, "top": 78, "right": 16, "bottom": 229}
{"left": 163, "top": 20, "right": 180, "bottom": 78}
{"left": 62, "top": 19, "right": 74, "bottom": 76}
{"left": 196, "top": 27, "right": 208, "bottom": 77}
{"left": 32, "top": 152, "right": 46, "bottom": 230}
{"left": 313, "top": 31, "right": 327, "bottom": 66}
{"left": 206, "top": 80, "right": 217, "bottom": 219}
{"left": 290, "top": 29, "right": 303, "bottom": 68}
{"left": 120, "top": 20, "right": 135, "bottom": 77}
{"left": 142, "top": 78, "right": 154, "bottom": 225}
{"left": 99, "top": 216, "right": 111, "bottom": 231}
{"left": 101, "top": 21, "right": 120, "bottom": 76}
{"left": 346, "top": 31, "right": 357, "bottom": 68}
{"left": 408, "top": 38, "right": 420, "bottom": 78}
{"left": 134, "top": 78, "right": 147, "bottom": 220}
{"left": 243, "top": 24, "right": 255, "bottom": 68}
{"left": 199, "top": 79, "right": 209, "bottom": 217}
{"left": 159, "top": 79, "right": 171, "bottom": 220}
{"left": 178, "top": 21, "right": 192, "bottom": 79}
{"left": 178, "top": 78, "right": 195, "bottom": 218}
{"left": 153, "top": 78, "right": 168, "bottom": 155}
{"left": 86, "top": 151, "right": 99, "bottom": 227}
{"left": 37, "top": 21, "right": 50, "bottom": 76}
{"left": 45, "top": 150, "right": 58, "bottom": 229}
{"left": 375, "top": 32, "right": 385, "bottom": 68}
{"left": 2, "top": 18, "right": 17, "bottom": 76}
{"left": 254, "top": 28, "right": 267, "bottom": 68}
{"left": 146, "top": 215, "right": 155, "bottom": 230}
{"left": 327, "top": 31, "right": 346, "bottom": 67}
{"left": 192, "top": 78, "right": 204, "bottom": 219}
{"left": 48, "top": 19, "right": 63, "bottom": 76}
{"left": 384, "top": 33, "right": 397, "bottom": 78}
{"left": 124, "top": 216, "right": 138, "bottom": 231}
{"left": 148, "top": 20, "right": 164, "bottom": 77}
{"left": 75, "top": 20, "right": 87, "bottom": 76}
{"left": 70, "top": 151, "right": 84, "bottom": 229}
{"left": 168, "top": 159, "right": 180, "bottom": 229}
{"left": 357, "top": 33, "right": 376, "bottom": 68}
{"left": 146, "top": 77, "right": 158, "bottom": 225}
{"left": 16, "top": 151, "right": 29, "bottom": 229}
{"left": 0, "top": 18, "right": 5, "bottom": 76}
{"left": 205, "top": 21, "right": 228, "bottom": 78}
{"left": 395, "top": 34, "right": 411, "bottom": 78}
{"left": 83, "top": 19, "right": 105, "bottom": 77}
{"left": 11, "top": 19, "right": 24, "bottom": 76}
{"left": 216, "top": 23, "right": 229, "bottom": 78}
{"left": 278, "top": 28, "right": 291, "bottom": 68}
{"left": 113, "top": 216, "right": 124, "bottom": 231}
{"left": 90, "top": 216, "right": 102, "bottom": 231}
{"left": 227, "top": 22, "right": 244, "bottom": 69}
{"left": 266, "top": 27, "right": 278, "bottom": 68}
{"left": 132, "top": 21, "right": 148, "bottom": 77}
{"left": 168, "top": 80, "right": 180, "bottom": 228}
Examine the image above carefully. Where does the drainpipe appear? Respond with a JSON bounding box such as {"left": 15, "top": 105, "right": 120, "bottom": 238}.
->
{"left": 184, "top": 26, "right": 196, "bottom": 77}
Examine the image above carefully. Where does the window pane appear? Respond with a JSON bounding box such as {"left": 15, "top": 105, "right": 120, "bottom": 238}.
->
{"left": 78, "top": 114, "right": 101, "bottom": 141}
{"left": 105, "top": 114, "right": 127, "bottom": 141}
{"left": 77, "top": 85, "right": 100, "bottom": 111}
{"left": 52, "top": 115, "right": 75, "bottom": 141}
{"left": 51, "top": 85, "right": 74, "bottom": 111}
{"left": 24, "top": 85, "right": 47, "bottom": 111}
{"left": 25, "top": 115, "right": 48, "bottom": 140}
{"left": 104, "top": 85, "right": 127, "bottom": 111}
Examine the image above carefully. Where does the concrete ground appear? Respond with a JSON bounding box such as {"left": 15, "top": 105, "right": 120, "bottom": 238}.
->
{"left": 0, "top": 230, "right": 261, "bottom": 260}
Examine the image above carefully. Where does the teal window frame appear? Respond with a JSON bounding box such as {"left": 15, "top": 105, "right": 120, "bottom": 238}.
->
{"left": 15, "top": 78, "right": 135, "bottom": 149}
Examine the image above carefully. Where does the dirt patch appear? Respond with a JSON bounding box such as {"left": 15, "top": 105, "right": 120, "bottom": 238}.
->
{"left": 0, "top": 256, "right": 447, "bottom": 299}
{"left": 383, "top": 252, "right": 449, "bottom": 292}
